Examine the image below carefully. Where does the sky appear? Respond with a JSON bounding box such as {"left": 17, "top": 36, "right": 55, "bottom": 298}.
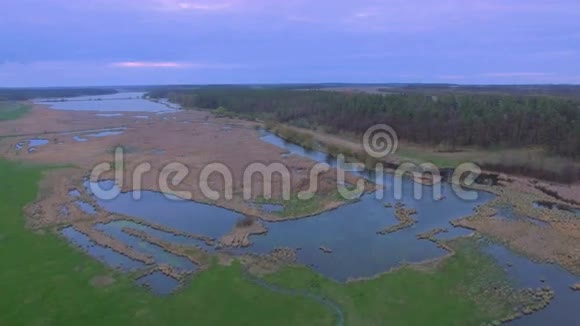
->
{"left": 1, "top": 0, "right": 579, "bottom": 86}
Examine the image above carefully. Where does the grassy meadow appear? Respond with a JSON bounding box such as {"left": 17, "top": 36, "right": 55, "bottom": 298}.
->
{"left": 0, "top": 102, "right": 31, "bottom": 121}
{"left": 0, "top": 158, "right": 528, "bottom": 325}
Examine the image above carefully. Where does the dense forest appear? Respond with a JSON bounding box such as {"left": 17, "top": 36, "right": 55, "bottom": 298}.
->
{"left": 0, "top": 88, "right": 116, "bottom": 101}
{"left": 150, "top": 87, "right": 580, "bottom": 159}
{"left": 377, "top": 84, "right": 580, "bottom": 99}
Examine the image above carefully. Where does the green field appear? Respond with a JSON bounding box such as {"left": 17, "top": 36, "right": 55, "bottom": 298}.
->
{"left": 0, "top": 160, "right": 333, "bottom": 325}
{"left": 0, "top": 102, "right": 31, "bottom": 121}
{"left": 0, "top": 159, "right": 526, "bottom": 325}
{"left": 266, "top": 240, "right": 522, "bottom": 325}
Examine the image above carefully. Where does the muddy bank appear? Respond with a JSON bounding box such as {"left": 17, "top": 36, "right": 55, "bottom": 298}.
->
{"left": 377, "top": 203, "right": 417, "bottom": 234}
{"left": 219, "top": 217, "right": 267, "bottom": 248}
{"left": 105, "top": 215, "right": 215, "bottom": 247}
{"left": 72, "top": 223, "right": 154, "bottom": 265}
{"left": 8, "top": 101, "right": 578, "bottom": 307}
{"left": 237, "top": 248, "right": 299, "bottom": 276}
{"left": 453, "top": 184, "right": 580, "bottom": 275}
{"left": 534, "top": 183, "right": 580, "bottom": 207}
{"left": 121, "top": 227, "right": 208, "bottom": 268}
{"left": 319, "top": 246, "right": 333, "bottom": 254}
{"left": 270, "top": 247, "right": 298, "bottom": 263}
{"left": 136, "top": 270, "right": 181, "bottom": 295}
{"left": 2, "top": 105, "right": 365, "bottom": 227}
{"left": 416, "top": 228, "right": 448, "bottom": 240}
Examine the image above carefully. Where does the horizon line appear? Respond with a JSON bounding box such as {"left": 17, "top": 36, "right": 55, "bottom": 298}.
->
{"left": 2, "top": 82, "right": 580, "bottom": 89}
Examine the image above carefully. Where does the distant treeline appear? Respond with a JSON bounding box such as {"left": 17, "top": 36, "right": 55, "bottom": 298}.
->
{"left": 0, "top": 88, "right": 117, "bottom": 101}
{"left": 150, "top": 87, "right": 580, "bottom": 159}
{"left": 377, "top": 84, "right": 580, "bottom": 100}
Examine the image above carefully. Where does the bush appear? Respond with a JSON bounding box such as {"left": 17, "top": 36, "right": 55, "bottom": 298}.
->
{"left": 235, "top": 216, "right": 255, "bottom": 228}
{"left": 478, "top": 152, "right": 580, "bottom": 184}
{"left": 272, "top": 126, "right": 316, "bottom": 150}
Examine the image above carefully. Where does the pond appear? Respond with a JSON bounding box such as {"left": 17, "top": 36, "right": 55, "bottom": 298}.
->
{"left": 16, "top": 138, "right": 49, "bottom": 151}
{"left": 68, "top": 189, "right": 81, "bottom": 197}
{"left": 83, "top": 130, "right": 125, "bottom": 138}
{"left": 86, "top": 178, "right": 492, "bottom": 281}
{"left": 64, "top": 129, "right": 579, "bottom": 318}
{"left": 99, "top": 220, "right": 214, "bottom": 251}
{"left": 69, "top": 128, "right": 126, "bottom": 141}
{"left": 75, "top": 201, "right": 96, "bottom": 215}
{"left": 94, "top": 222, "right": 197, "bottom": 273}
{"left": 534, "top": 201, "right": 580, "bottom": 217}
{"left": 96, "top": 113, "right": 123, "bottom": 117}
{"left": 481, "top": 241, "right": 579, "bottom": 326}
{"left": 61, "top": 227, "right": 145, "bottom": 272}
{"left": 87, "top": 180, "right": 241, "bottom": 239}
{"left": 137, "top": 272, "right": 181, "bottom": 296}
{"left": 35, "top": 92, "right": 178, "bottom": 113}
{"left": 83, "top": 127, "right": 495, "bottom": 281}
{"left": 495, "top": 205, "right": 550, "bottom": 227}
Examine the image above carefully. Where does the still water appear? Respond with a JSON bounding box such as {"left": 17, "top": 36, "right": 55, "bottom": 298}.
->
{"left": 35, "top": 92, "right": 178, "bottom": 113}
{"left": 60, "top": 121, "right": 578, "bottom": 322}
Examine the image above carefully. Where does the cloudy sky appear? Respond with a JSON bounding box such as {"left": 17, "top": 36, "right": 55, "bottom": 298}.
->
{"left": 1, "top": 0, "right": 579, "bottom": 86}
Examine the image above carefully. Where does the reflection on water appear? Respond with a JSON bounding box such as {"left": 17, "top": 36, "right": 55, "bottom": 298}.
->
{"left": 60, "top": 127, "right": 578, "bottom": 317}
{"left": 61, "top": 227, "right": 145, "bottom": 271}
{"left": 136, "top": 272, "right": 181, "bottom": 296}
{"left": 81, "top": 129, "right": 493, "bottom": 280}
{"left": 101, "top": 220, "right": 214, "bottom": 251}
{"left": 88, "top": 180, "right": 241, "bottom": 239}
{"left": 495, "top": 205, "right": 550, "bottom": 227}
{"left": 237, "top": 188, "right": 492, "bottom": 281}
{"left": 85, "top": 152, "right": 493, "bottom": 282}
{"left": 95, "top": 222, "right": 197, "bottom": 273}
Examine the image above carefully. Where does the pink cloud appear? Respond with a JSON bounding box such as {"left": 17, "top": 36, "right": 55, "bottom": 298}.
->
{"left": 111, "top": 61, "right": 190, "bottom": 68}
{"left": 109, "top": 61, "right": 246, "bottom": 69}
{"left": 150, "top": 0, "right": 234, "bottom": 12}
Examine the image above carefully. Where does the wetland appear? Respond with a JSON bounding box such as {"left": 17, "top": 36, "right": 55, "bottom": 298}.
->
{"left": 1, "top": 92, "right": 578, "bottom": 325}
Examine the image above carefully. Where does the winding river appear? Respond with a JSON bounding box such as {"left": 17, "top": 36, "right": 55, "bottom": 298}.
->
{"left": 52, "top": 96, "right": 578, "bottom": 325}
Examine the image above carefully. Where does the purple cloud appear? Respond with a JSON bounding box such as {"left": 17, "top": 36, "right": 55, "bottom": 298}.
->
{"left": 0, "top": 0, "right": 579, "bottom": 86}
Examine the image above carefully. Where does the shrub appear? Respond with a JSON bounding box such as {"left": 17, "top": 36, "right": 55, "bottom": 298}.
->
{"left": 235, "top": 216, "right": 255, "bottom": 228}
